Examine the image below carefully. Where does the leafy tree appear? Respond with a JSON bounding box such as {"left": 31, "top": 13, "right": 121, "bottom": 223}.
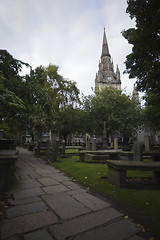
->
{"left": 122, "top": 0, "right": 160, "bottom": 129}
{"left": 143, "top": 90, "right": 160, "bottom": 130}
{"left": 25, "top": 64, "right": 80, "bottom": 140}
{"left": 0, "top": 50, "right": 29, "bottom": 136}
{"left": 82, "top": 87, "right": 142, "bottom": 137}
{"left": 0, "top": 50, "right": 80, "bottom": 139}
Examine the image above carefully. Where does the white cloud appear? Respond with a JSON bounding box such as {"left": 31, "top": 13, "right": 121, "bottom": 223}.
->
{"left": 0, "top": 0, "right": 136, "bottom": 96}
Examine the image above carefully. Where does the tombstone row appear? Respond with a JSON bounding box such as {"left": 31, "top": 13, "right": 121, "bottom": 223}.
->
{"left": 86, "top": 136, "right": 119, "bottom": 151}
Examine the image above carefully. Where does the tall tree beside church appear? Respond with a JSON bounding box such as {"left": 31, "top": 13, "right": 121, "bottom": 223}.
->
{"left": 25, "top": 64, "right": 80, "bottom": 140}
{"left": 82, "top": 87, "right": 141, "bottom": 137}
{"left": 122, "top": 0, "right": 160, "bottom": 129}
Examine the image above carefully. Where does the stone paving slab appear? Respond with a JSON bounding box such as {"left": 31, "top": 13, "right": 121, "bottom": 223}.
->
{"left": 62, "top": 180, "right": 77, "bottom": 186}
{"left": 12, "top": 196, "right": 41, "bottom": 205}
{"left": 66, "top": 188, "right": 87, "bottom": 196}
{"left": 14, "top": 187, "right": 44, "bottom": 200}
{"left": 73, "top": 192, "right": 110, "bottom": 211}
{"left": 5, "top": 236, "right": 23, "bottom": 240}
{"left": 1, "top": 211, "right": 58, "bottom": 239}
{"left": 49, "top": 207, "right": 123, "bottom": 240}
{"left": 48, "top": 174, "right": 70, "bottom": 182}
{"left": 66, "top": 184, "right": 81, "bottom": 190}
{"left": 28, "top": 171, "right": 41, "bottom": 179}
{"left": 39, "top": 166, "right": 60, "bottom": 173}
{"left": 7, "top": 201, "right": 48, "bottom": 218}
{"left": 67, "top": 219, "right": 140, "bottom": 240}
{"left": 24, "top": 229, "right": 53, "bottom": 240}
{"left": 38, "top": 177, "right": 60, "bottom": 186}
{"left": 129, "top": 236, "right": 146, "bottom": 240}
{"left": 34, "top": 169, "right": 54, "bottom": 176}
{"left": 42, "top": 192, "right": 91, "bottom": 219}
{"left": 16, "top": 174, "right": 31, "bottom": 180}
{"left": 17, "top": 179, "right": 42, "bottom": 189}
{"left": 42, "top": 185, "right": 69, "bottom": 194}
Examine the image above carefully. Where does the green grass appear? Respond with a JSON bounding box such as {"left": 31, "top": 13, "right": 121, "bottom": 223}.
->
{"left": 53, "top": 155, "right": 160, "bottom": 239}
{"left": 65, "top": 149, "right": 79, "bottom": 154}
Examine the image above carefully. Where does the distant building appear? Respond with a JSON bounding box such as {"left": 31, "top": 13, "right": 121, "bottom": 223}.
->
{"left": 95, "top": 28, "right": 121, "bottom": 92}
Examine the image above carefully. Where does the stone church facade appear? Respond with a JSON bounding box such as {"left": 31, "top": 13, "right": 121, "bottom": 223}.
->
{"left": 95, "top": 29, "right": 121, "bottom": 92}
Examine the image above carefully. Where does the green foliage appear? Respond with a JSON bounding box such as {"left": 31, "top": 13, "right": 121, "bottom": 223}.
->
{"left": 0, "top": 50, "right": 29, "bottom": 136}
{"left": 143, "top": 89, "right": 160, "bottom": 130}
{"left": 122, "top": 0, "right": 160, "bottom": 129}
{"left": 122, "top": 0, "right": 160, "bottom": 91}
{"left": 24, "top": 64, "right": 80, "bottom": 140}
{"left": 82, "top": 87, "right": 142, "bottom": 136}
{"left": 0, "top": 50, "right": 80, "bottom": 138}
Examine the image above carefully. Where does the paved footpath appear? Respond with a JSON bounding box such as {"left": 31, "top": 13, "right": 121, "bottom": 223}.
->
{"left": 0, "top": 147, "right": 148, "bottom": 240}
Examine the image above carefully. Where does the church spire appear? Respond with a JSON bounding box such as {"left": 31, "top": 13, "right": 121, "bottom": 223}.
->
{"left": 101, "top": 28, "right": 110, "bottom": 57}
{"left": 116, "top": 65, "right": 120, "bottom": 82}
{"left": 95, "top": 28, "right": 121, "bottom": 92}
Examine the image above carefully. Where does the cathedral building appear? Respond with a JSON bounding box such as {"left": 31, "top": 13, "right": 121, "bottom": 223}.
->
{"left": 95, "top": 28, "right": 121, "bottom": 92}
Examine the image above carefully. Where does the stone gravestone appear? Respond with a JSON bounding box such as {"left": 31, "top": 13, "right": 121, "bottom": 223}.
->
{"left": 114, "top": 138, "right": 118, "bottom": 150}
{"left": 37, "top": 140, "right": 41, "bottom": 156}
{"left": 133, "top": 141, "right": 143, "bottom": 161}
{"left": 144, "top": 135, "right": 150, "bottom": 152}
{"left": 61, "top": 140, "right": 66, "bottom": 158}
{"left": 86, "top": 134, "right": 91, "bottom": 151}
{"left": 51, "top": 132, "right": 59, "bottom": 162}
{"left": 102, "top": 121, "right": 108, "bottom": 149}
{"left": 110, "top": 142, "right": 114, "bottom": 149}
{"left": 52, "top": 139, "right": 59, "bottom": 162}
{"left": 46, "top": 139, "right": 51, "bottom": 160}
{"left": 92, "top": 136, "right": 97, "bottom": 151}
{"left": 0, "top": 130, "right": 3, "bottom": 140}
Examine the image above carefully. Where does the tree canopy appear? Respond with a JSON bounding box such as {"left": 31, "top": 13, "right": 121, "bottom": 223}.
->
{"left": 122, "top": 0, "right": 160, "bottom": 129}
{"left": 0, "top": 49, "right": 142, "bottom": 140}
{"left": 82, "top": 87, "right": 142, "bottom": 137}
{"left": 0, "top": 50, "right": 80, "bottom": 139}
{"left": 24, "top": 64, "right": 80, "bottom": 140}
{"left": 0, "top": 50, "right": 29, "bottom": 136}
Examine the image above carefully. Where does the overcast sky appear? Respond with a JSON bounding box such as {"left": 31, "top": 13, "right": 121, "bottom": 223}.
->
{"left": 0, "top": 0, "right": 136, "bottom": 96}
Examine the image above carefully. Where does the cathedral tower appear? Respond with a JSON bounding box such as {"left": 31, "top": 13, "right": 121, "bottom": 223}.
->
{"left": 95, "top": 28, "right": 121, "bottom": 92}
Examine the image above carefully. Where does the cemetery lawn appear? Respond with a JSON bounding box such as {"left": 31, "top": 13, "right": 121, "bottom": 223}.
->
{"left": 53, "top": 155, "right": 160, "bottom": 240}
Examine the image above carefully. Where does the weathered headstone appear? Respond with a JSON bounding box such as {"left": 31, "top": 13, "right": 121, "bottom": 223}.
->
{"left": 86, "top": 134, "right": 91, "bottom": 151}
{"left": 92, "top": 136, "right": 97, "bottom": 151}
{"left": 0, "top": 130, "right": 3, "bottom": 140}
{"left": 114, "top": 138, "right": 118, "bottom": 150}
{"left": 49, "top": 130, "right": 52, "bottom": 142}
{"left": 37, "top": 140, "right": 41, "bottom": 156}
{"left": 144, "top": 135, "right": 150, "bottom": 152}
{"left": 50, "top": 132, "right": 59, "bottom": 162}
{"left": 52, "top": 139, "right": 59, "bottom": 162}
{"left": 133, "top": 141, "right": 143, "bottom": 161}
{"left": 102, "top": 121, "right": 108, "bottom": 149}
{"left": 46, "top": 140, "right": 51, "bottom": 160}
{"left": 61, "top": 140, "right": 66, "bottom": 158}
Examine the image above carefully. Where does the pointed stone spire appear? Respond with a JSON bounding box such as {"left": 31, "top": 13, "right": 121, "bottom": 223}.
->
{"left": 101, "top": 28, "right": 110, "bottom": 57}
{"left": 95, "top": 29, "right": 121, "bottom": 92}
{"left": 116, "top": 65, "right": 120, "bottom": 81}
